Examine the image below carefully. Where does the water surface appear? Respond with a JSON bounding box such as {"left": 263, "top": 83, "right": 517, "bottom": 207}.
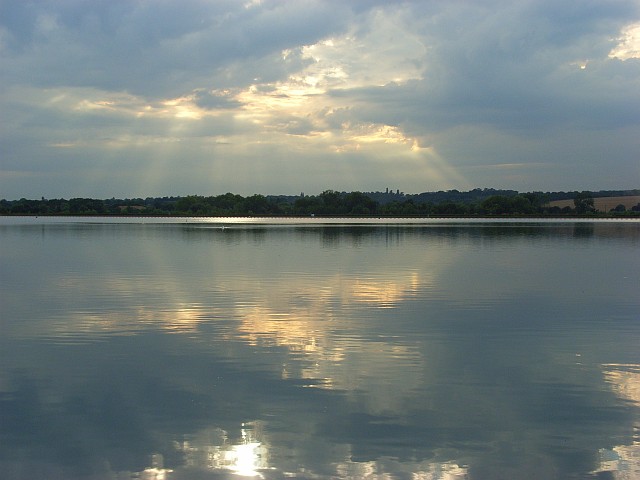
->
{"left": 1, "top": 219, "right": 639, "bottom": 479}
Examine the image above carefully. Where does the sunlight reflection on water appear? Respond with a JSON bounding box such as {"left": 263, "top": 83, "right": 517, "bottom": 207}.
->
{"left": 0, "top": 219, "right": 638, "bottom": 479}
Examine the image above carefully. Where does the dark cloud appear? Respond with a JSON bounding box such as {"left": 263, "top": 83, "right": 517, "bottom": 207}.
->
{"left": 328, "top": 0, "right": 640, "bottom": 134}
{"left": 192, "top": 89, "right": 244, "bottom": 110}
{"left": 0, "top": 0, "right": 354, "bottom": 97}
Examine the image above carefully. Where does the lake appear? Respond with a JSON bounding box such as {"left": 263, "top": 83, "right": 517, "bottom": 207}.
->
{"left": 1, "top": 217, "right": 639, "bottom": 479}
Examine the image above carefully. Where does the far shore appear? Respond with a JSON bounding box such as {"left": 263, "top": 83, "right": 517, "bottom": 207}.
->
{"left": 2, "top": 215, "right": 639, "bottom": 226}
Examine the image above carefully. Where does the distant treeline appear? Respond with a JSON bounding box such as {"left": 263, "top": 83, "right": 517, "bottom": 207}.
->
{"left": 2, "top": 189, "right": 639, "bottom": 217}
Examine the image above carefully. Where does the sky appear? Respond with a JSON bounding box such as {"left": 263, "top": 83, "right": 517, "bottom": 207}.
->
{"left": 1, "top": 0, "right": 639, "bottom": 199}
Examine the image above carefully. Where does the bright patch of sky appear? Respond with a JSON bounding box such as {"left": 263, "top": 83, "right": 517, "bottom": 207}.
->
{"left": 609, "top": 22, "right": 640, "bottom": 60}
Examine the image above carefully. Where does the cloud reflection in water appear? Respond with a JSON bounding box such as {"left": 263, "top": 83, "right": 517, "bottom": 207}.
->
{"left": 1, "top": 223, "right": 639, "bottom": 479}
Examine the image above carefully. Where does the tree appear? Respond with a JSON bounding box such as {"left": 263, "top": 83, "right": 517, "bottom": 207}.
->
{"left": 480, "top": 195, "right": 512, "bottom": 215}
{"left": 175, "top": 196, "right": 208, "bottom": 214}
{"left": 343, "top": 191, "right": 378, "bottom": 215}
{"left": 573, "top": 191, "right": 595, "bottom": 214}
{"left": 243, "top": 194, "right": 270, "bottom": 215}
{"left": 293, "top": 196, "right": 320, "bottom": 215}
{"left": 319, "top": 190, "right": 343, "bottom": 214}
{"left": 611, "top": 204, "right": 626, "bottom": 213}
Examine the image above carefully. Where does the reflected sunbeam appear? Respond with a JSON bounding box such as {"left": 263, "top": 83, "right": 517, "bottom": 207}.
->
{"left": 1, "top": 220, "right": 638, "bottom": 479}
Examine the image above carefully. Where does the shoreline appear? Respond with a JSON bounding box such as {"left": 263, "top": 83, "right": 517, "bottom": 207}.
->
{"left": 2, "top": 215, "right": 639, "bottom": 225}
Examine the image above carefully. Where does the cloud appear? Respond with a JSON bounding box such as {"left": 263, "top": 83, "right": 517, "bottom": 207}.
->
{"left": 1, "top": 0, "right": 639, "bottom": 198}
{"left": 0, "top": 0, "right": 354, "bottom": 96}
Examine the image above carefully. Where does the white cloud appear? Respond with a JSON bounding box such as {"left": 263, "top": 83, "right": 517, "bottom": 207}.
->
{"left": 301, "top": 8, "right": 426, "bottom": 90}
{"left": 609, "top": 22, "right": 640, "bottom": 60}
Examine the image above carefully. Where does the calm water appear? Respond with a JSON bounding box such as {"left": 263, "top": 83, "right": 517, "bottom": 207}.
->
{"left": 1, "top": 218, "right": 639, "bottom": 480}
